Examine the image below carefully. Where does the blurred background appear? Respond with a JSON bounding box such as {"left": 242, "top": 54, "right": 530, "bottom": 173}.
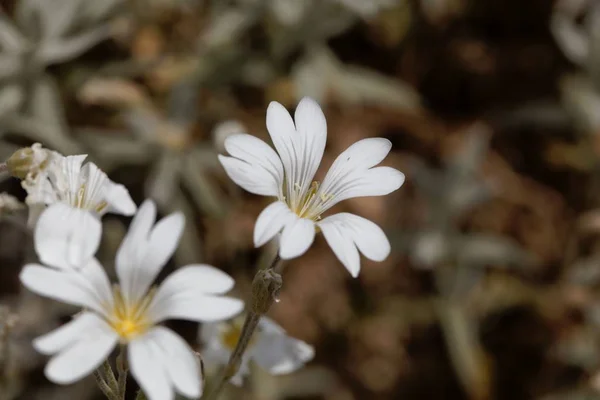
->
{"left": 2, "top": 0, "right": 600, "bottom": 399}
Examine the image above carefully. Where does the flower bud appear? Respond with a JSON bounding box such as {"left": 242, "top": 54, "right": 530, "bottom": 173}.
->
{"left": 251, "top": 269, "right": 282, "bottom": 315}
{"left": 6, "top": 143, "right": 52, "bottom": 179}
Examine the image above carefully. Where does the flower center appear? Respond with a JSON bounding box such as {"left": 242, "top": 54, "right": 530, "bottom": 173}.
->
{"left": 289, "top": 181, "right": 333, "bottom": 220}
{"left": 220, "top": 320, "right": 257, "bottom": 351}
{"left": 113, "top": 319, "right": 145, "bottom": 340}
{"left": 109, "top": 286, "right": 154, "bottom": 341}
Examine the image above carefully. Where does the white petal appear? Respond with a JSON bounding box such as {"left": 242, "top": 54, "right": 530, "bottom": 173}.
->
{"left": 60, "top": 155, "right": 88, "bottom": 192}
{"left": 266, "top": 99, "right": 327, "bottom": 210}
{"left": 144, "top": 327, "right": 202, "bottom": 398}
{"left": 44, "top": 319, "right": 118, "bottom": 384}
{"left": 253, "top": 201, "right": 295, "bottom": 247}
{"left": 293, "top": 97, "right": 327, "bottom": 193}
{"left": 279, "top": 217, "right": 315, "bottom": 259}
{"left": 115, "top": 200, "right": 156, "bottom": 304}
{"left": 129, "top": 331, "right": 175, "bottom": 400}
{"left": 325, "top": 137, "right": 392, "bottom": 174}
{"left": 79, "top": 162, "right": 110, "bottom": 208}
{"left": 330, "top": 166, "right": 405, "bottom": 204}
{"left": 105, "top": 183, "right": 137, "bottom": 216}
{"left": 129, "top": 212, "right": 185, "bottom": 303}
{"left": 316, "top": 137, "right": 404, "bottom": 212}
{"left": 318, "top": 213, "right": 391, "bottom": 277}
{"left": 224, "top": 133, "right": 284, "bottom": 187}
{"left": 253, "top": 317, "right": 314, "bottom": 375}
{"left": 340, "top": 213, "right": 391, "bottom": 262}
{"left": 318, "top": 216, "right": 360, "bottom": 277}
{"left": 79, "top": 257, "right": 115, "bottom": 312}
{"left": 266, "top": 101, "right": 296, "bottom": 181}
{"left": 34, "top": 312, "right": 105, "bottom": 355}
{"left": 218, "top": 155, "right": 280, "bottom": 196}
{"left": 34, "top": 204, "right": 102, "bottom": 270}
{"left": 20, "top": 264, "right": 108, "bottom": 315}
{"left": 151, "top": 265, "right": 237, "bottom": 301}
{"left": 148, "top": 294, "right": 244, "bottom": 324}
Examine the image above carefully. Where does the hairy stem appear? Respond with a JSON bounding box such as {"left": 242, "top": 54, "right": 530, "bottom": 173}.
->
{"left": 116, "top": 346, "right": 128, "bottom": 399}
{"left": 102, "top": 359, "right": 119, "bottom": 393}
{"left": 94, "top": 370, "right": 118, "bottom": 400}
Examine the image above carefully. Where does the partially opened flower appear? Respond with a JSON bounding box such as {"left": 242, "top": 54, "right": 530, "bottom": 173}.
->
{"left": 218, "top": 97, "right": 404, "bottom": 276}
{"left": 200, "top": 315, "right": 314, "bottom": 385}
{"left": 25, "top": 153, "right": 136, "bottom": 269}
{"left": 20, "top": 200, "right": 244, "bottom": 400}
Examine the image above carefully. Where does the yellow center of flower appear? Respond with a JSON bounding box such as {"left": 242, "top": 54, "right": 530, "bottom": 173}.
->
{"left": 109, "top": 286, "right": 154, "bottom": 341}
{"left": 288, "top": 181, "right": 334, "bottom": 220}
{"left": 220, "top": 320, "right": 257, "bottom": 351}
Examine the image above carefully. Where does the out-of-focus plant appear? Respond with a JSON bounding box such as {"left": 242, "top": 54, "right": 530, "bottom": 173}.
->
{"left": 0, "top": 307, "right": 18, "bottom": 400}
{"left": 551, "top": 0, "right": 600, "bottom": 178}
{"left": 292, "top": 45, "right": 421, "bottom": 110}
{"left": 77, "top": 78, "right": 229, "bottom": 266}
{"left": 0, "top": 0, "right": 123, "bottom": 154}
{"left": 0, "top": 0, "right": 122, "bottom": 81}
{"left": 397, "top": 124, "right": 537, "bottom": 400}
{"left": 198, "top": 0, "right": 419, "bottom": 109}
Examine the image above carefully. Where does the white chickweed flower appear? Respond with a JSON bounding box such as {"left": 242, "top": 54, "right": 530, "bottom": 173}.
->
{"left": 25, "top": 154, "right": 136, "bottom": 269}
{"left": 200, "top": 316, "right": 314, "bottom": 385}
{"left": 218, "top": 97, "right": 405, "bottom": 277}
{"left": 20, "top": 200, "right": 244, "bottom": 400}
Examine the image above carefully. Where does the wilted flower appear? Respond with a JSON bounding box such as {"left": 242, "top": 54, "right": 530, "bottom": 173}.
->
{"left": 200, "top": 316, "right": 314, "bottom": 385}
{"left": 23, "top": 154, "right": 136, "bottom": 268}
{"left": 218, "top": 97, "right": 404, "bottom": 276}
{"left": 20, "top": 200, "right": 244, "bottom": 400}
{"left": 5, "top": 143, "right": 58, "bottom": 180}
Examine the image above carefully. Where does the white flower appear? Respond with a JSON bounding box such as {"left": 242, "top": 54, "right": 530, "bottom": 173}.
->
{"left": 25, "top": 154, "right": 136, "bottom": 269}
{"left": 200, "top": 316, "right": 314, "bottom": 385}
{"left": 20, "top": 200, "right": 244, "bottom": 400}
{"left": 218, "top": 97, "right": 404, "bottom": 277}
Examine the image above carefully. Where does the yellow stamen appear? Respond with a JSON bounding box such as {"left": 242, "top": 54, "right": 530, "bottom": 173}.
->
{"left": 76, "top": 186, "right": 86, "bottom": 208}
{"left": 95, "top": 201, "right": 108, "bottom": 213}
{"left": 289, "top": 180, "right": 333, "bottom": 220}
{"left": 109, "top": 285, "right": 154, "bottom": 341}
